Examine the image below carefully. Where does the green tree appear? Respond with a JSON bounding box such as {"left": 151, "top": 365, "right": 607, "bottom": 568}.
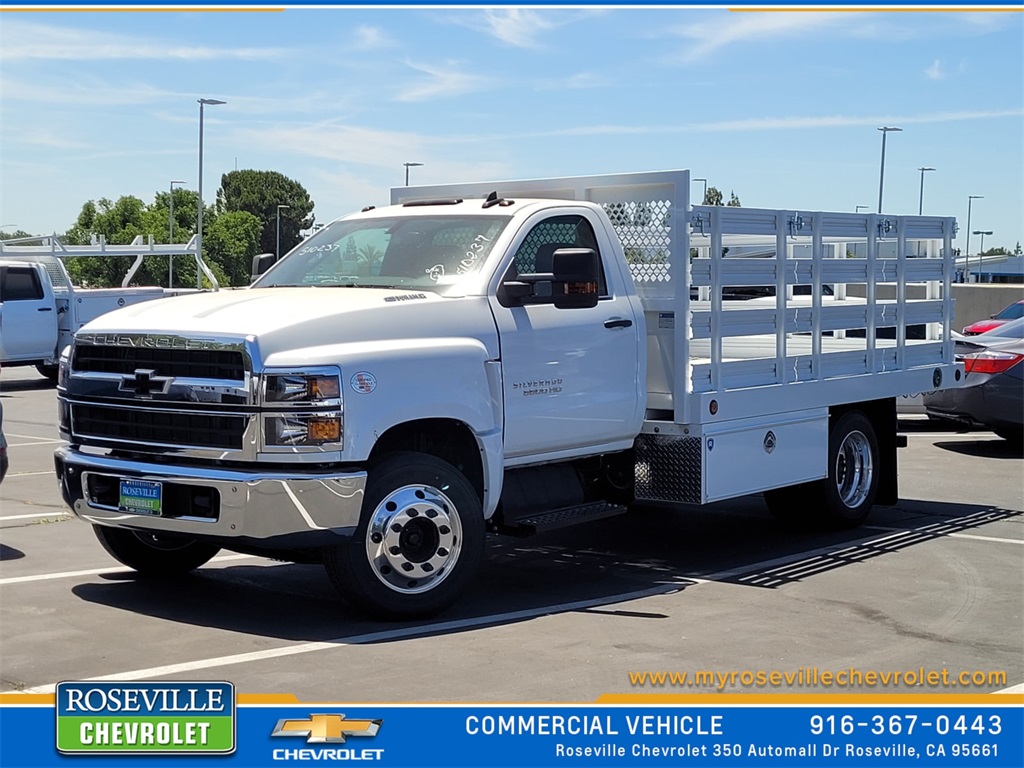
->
{"left": 704, "top": 186, "right": 724, "bottom": 206}
{"left": 203, "top": 210, "right": 264, "bottom": 286}
{"left": 727, "top": 191, "right": 741, "bottom": 207}
{"left": 217, "top": 170, "right": 315, "bottom": 257}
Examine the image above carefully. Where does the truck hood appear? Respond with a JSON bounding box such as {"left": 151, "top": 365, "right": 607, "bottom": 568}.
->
{"left": 79, "top": 287, "right": 499, "bottom": 361}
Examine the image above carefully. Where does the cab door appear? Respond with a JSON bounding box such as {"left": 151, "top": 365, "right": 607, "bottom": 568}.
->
{"left": 488, "top": 210, "right": 643, "bottom": 460}
{"left": 0, "top": 265, "right": 58, "bottom": 361}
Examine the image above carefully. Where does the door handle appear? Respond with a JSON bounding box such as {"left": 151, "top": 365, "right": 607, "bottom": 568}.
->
{"left": 604, "top": 318, "right": 632, "bottom": 329}
{"left": 38, "top": 307, "right": 54, "bottom": 312}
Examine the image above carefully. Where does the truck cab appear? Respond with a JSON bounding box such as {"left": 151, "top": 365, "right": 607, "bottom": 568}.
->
{"left": 0, "top": 261, "right": 59, "bottom": 373}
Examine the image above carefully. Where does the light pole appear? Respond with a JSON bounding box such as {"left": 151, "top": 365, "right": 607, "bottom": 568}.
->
{"left": 693, "top": 177, "right": 707, "bottom": 205}
{"left": 196, "top": 98, "right": 226, "bottom": 288}
{"left": 168, "top": 180, "right": 185, "bottom": 287}
{"left": 916, "top": 166, "right": 935, "bottom": 215}
{"left": 855, "top": 205, "right": 869, "bottom": 213}
{"left": 973, "top": 229, "right": 993, "bottom": 283}
{"left": 964, "top": 195, "right": 983, "bottom": 281}
{"left": 876, "top": 126, "right": 902, "bottom": 213}
{"left": 403, "top": 162, "right": 423, "bottom": 186}
{"left": 276, "top": 204, "right": 290, "bottom": 261}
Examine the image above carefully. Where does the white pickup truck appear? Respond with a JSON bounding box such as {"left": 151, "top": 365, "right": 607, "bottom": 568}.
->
{"left": 54, "top": 170, "right": 962, "bottom": 617}
{"left": 0, "top": 236, "right": 215, "bottom": 381}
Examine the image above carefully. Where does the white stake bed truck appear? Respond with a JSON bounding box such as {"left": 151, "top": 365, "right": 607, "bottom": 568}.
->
{"left": 1, "top": 235, "right": 214, "bottom": 381}
{"left": 54, "top": 170, "right": 962, "bottom": 617}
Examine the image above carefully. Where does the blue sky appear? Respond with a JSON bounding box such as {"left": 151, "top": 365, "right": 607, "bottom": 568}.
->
{"left": 1, "top": 7, "right": 1022, "bottom": 254}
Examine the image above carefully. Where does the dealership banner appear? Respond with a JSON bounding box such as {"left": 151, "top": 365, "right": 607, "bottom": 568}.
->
{"left": 1, "top": 687, "right": 1022, "bottom": 767}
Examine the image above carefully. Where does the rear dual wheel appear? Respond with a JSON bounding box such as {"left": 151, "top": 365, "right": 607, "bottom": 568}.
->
{"left": 764, "top": 411, "right": 879, "bottom": 530}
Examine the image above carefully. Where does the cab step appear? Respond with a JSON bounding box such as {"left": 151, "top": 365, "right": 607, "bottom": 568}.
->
{"left": 496, "top": 501, "right": 628, "bottom": 537}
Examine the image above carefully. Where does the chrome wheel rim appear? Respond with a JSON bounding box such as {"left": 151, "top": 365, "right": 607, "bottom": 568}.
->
{"left": 365, "top": 484, "right": 461, "bottom": 594}
{"left": 835, "top": 430, "right": 873, "bottom": 508}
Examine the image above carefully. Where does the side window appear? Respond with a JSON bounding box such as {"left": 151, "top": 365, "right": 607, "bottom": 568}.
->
{"left": 0, "top": 267, "right": 44, "bottom": 301}
{"left": 508, "top": 215, "right": 607, "bottom": 296}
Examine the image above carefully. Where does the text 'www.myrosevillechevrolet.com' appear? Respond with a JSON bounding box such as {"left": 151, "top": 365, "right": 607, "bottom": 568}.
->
{"left": 627, "top": 668, "right": 1008, "bottom": 692}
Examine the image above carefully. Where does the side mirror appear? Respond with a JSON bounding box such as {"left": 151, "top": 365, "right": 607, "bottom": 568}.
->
{"left": 251, "top": 253, "right": 276, "bottom": 282}
{"left": 500, "top": 247, "right": 601, "bottom": 309}
{"left": 551, "top": 248, "right": 600, "bottom": 309}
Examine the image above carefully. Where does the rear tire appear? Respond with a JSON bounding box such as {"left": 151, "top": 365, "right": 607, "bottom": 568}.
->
{"left": 323, "top": 452, "right": 484, "bottom": 619}
{"left": 765, "top": 410, "right": 879, "bottom": 530}
{"left": 93, "top": 525, "right": 219, "bottom": 575}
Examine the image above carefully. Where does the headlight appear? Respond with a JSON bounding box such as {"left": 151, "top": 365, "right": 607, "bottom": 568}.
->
{"left": 265, "top": 373, "right": 341, "bottom": 403}
{"left": 265, "top": 413, "right": 343, "bottom": 447}
{"left": 260, "top": 368, "right": 344, "bottom": 452}
{"left": 57, "top": 345, "right": 72, "bottom": 389}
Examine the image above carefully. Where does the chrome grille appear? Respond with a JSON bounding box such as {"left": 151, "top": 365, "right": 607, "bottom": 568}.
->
{"left": 73, "top": 403, "right": 246, "bottom": 451}
{"left": 73, "top": 344, "right": 245, "bottom": 380}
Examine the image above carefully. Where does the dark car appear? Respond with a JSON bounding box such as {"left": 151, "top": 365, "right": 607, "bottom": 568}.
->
{"left": 923, "top": 317, "right": 1024, "bottom": 443}
{"left": 0, "top": 400, "right": 7, "bottom": 484}
{"left": 962, "top": 298, "right": 1024, "bottom": 335}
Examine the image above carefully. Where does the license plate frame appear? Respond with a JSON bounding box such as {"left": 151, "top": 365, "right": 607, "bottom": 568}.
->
{"left": 118, "top": 478, "right": 163, "bottom": 516}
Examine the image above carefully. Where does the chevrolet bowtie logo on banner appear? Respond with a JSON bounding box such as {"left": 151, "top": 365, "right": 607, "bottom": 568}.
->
{"left": 271, "top": 714, "right": 382, "bottom": 744}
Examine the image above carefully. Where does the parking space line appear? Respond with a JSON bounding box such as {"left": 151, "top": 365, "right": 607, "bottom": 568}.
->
{"left": 864, "top": 525, "right": 1022, "bottom": 545}
{"left": 6, "top": 435, "right": 63, "bottom": 446}
{"left": 4, "top": 471, "right": 58, "bottom": 477}
{"left": 0, "top": 553, "right": 257, "bottom": 586}
{"left": 1, "top": 512, "right": 72, "bottom": 522}
{"left": 19, "top": 585, "right": 692, "bottom": 694}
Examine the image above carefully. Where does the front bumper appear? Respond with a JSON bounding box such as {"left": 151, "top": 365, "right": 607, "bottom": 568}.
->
{"left": 55, "top": 446, "right": 366, "bottom": 548}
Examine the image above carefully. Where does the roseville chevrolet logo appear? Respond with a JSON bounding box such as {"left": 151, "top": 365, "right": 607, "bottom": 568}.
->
{"left": 271, "top": 714, "right": 382, "bottom": 744}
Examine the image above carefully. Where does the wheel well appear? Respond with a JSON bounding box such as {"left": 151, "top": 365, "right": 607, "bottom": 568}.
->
{"left": 368, "top": 419, "right": 484, "bottom": 501}
{"left": 829, "top": 398, "right": 898, "bottom": 505}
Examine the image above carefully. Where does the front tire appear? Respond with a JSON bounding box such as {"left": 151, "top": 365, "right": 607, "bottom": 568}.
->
{"left": 36, "top": 364, "right": 59, "bottom": 383}
{"left": 93, "top": 525, "right": 220, "bottom": 575}
{"left": 324, "top": 452, "right": 484, "bottom": 619}
{"left": 764, "top": 410, "right": 880, "bottom": 530}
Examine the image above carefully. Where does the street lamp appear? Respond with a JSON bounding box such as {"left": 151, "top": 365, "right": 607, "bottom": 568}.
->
{"left": 855, "top": 205, "right": 869, "bottom": 213}
{"left": 693, "top": 177, "right": 707, "bottom": 205}
{"left": 973, "top": 229, "right": 993, "bottom": 283}
{"left": 876, "top": 126, "right": 902, "bottom": 213}
{"left": 964, "top": 195, "right": 983, "bottom": 281}
{"left": 916, "top": 167, "right": 935, "bottom": 215}
{"left": 168, "top": 180, "right": 185, "bottom": 287}
{"left": 276, "top": 204, "right": 290, "bottom": 260}
{"left": 196, "top": 98, "right": 226, "bottom": 288}
{"left": 403, "top": 162, "right": 423, "bottom": 186}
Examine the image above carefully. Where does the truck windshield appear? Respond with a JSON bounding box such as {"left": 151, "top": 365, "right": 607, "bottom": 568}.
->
{"left": 253, "top": 215, "right": 510, "bottom": 292}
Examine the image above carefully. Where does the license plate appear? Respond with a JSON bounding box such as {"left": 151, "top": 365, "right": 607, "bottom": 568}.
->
{"left": 118, "top": 479, "right": 163, "bottom": 516}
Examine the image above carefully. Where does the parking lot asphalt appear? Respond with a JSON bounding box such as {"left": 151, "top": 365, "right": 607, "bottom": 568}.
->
{"left": 1, "top": 366, "right": 1021, "bottom": 701}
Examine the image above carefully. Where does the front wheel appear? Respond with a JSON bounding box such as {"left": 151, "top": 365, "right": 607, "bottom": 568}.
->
{"left": 324, "top": 452, "right": 484, "bottom": 619}
{"left": 93, "top": 525, "right": 220, "bottom": 575}
{"left": 764, "top": 410, "right": 880, "bottom": 530}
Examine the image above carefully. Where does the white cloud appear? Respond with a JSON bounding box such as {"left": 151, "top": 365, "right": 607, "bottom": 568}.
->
{"left": 0, "top": 19, "right": 285, "bottom": 62}
{"left": 353, "top": 25, "right": 393, "bottom": 50}
{"left": 925, "top": 59, "right": 946, "bottom": 80}
{"left": 474, "top": 109, "right": 1024, "bottom": 140}
{"left": 668, "top": 12, "right": 850, "bottom": 62}
{"left": 393, "top": 61, "right": 492, "bottom": 102}
{"left": 476, "top": 9, "right": 557, "bottom": 48}
{"left": 534, "top": 72, "right": 609, "bottom": 91}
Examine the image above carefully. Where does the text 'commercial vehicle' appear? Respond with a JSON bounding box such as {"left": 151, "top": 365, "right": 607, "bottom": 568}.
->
{"left": 53, "top": 171, "right": 963, "bottom": 617}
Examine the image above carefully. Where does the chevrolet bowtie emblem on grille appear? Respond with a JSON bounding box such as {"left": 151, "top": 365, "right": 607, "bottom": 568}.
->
{"left": 271, "top": 714, "right": 382, "bottom": 744}
{"left": 119, "top": 368, "right": 172, "bottom": 397}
